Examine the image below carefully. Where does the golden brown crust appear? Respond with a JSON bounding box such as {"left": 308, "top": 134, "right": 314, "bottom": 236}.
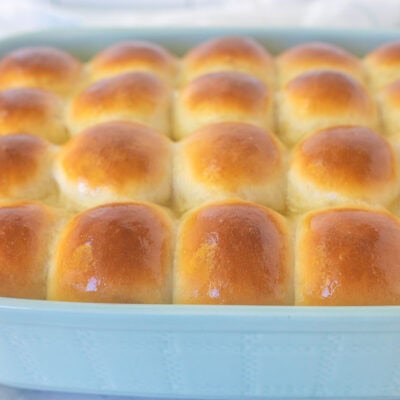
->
{"left": 89, "top": 41, "right": 178, "bottom": 83}
{"left": 277, "top": 41, "right": 363, "bottom": 84}
{"left": 181, "top": 36, "right": 274, "bottom": 86}
{"left": 293, "top": 126, "right": 396, "bottom": 194}
{"left": 0, "top": 46, "right": 83, "bottom": 96}
{"left": 183, "top": 71, "right": 269, "bottom": 113}
{"left": 296, "top": 208, "right": 400, "bottom": 305}
{"left": 57, "top": 120, "right": 170, "bottom": 193}
{"left": 283, "top": 70, "right": 373, "bottom": 117}
{"left": 0, "top": 202, "right": 59, "bottom": 299}
{"left": 69, "top": 71, "right": 170, "bottom": 134}
{"left": 174, "top": 201, "right": 292, "bottom": 305}
{"left": 0, "top": 88, "right": 68, "bottom": 144}
{"left": 0, "top": 134, "right": 51, "bottom": 197}
{"left": 365, "top": 41, "right": 400, "bottom": 67}
{"left": 49, "top": 203, "right": 173, "bottom": 303}
{"left": 183, "top": 122, "right": 283, "bottom": 190}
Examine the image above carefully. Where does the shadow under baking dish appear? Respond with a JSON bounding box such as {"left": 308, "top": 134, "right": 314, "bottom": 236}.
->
{"left": 0, "top": 27, "right": 400, "bottom": 399}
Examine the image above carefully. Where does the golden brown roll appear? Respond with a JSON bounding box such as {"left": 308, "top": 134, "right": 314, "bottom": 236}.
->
{"left": 67, "top": 71, "right": 171, "bottom": 135}
{"left": 0, "top": 134, "right": 57, "bottom": 202}
{"left": 0, "top": 88, "right": 68, "bottom": 144}
{"left": 0, "top": 202, "right": 63, "bottom": 299}
{"left": 89, "top": 41, "right": 178, "bottom": 85}
{"left": 277, "top": 41, "right": 364, "bottom": 86}
{"left": 288, "top": 126, "right": 398, "bottom": 213}
{"left": 296, "top": 207, "right": 400, "bottom": 305}
{"left": 378, "top": 80, "right": 400, "bottom": 137}
{"left": 174, "top": 122, "right": 286, "bottom": 212}
{"left": 364, "top": 41, "right": 400, "bottom": 91}
{"left": 278, "top": 70, "right": 378, "bottom": 146}
{"left": 48, "top": 202, "right": 174, "bottom": 303}
{"left": 174, "top": 200, "right": 293, "bottom": 305}
{"left": 0, "top": 46, "right": 83, "bottom": 96}
{"left": 181, "top": 36, "right": 275, "bottom": 87}
{"left": 54, "top": 121, "right": 171, "bottom": 210}
{"left": 174, "top": 71, "right": 272, "bottom": 140}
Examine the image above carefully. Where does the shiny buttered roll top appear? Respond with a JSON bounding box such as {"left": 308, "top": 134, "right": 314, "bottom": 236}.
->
{"left": 174, "top": 71, "right": 273, "bottom": 140}
{"left": 181, "top": 36, "right": 275, "bottom": 88}
{"left": 48, "top": 202, "right": 174, "bottom": 303}
{"left": 0, "top": 134, "right": 57, "bottom": 202}
{"left": 174, "top": 201, "right": 293, "bottom": 305}
{"left": 67, "top": 71, "right": 171, "bottom": 135}
{"left": 54, "top": 121, "right": 172, "bottom": 210}
{"left": 277, "top": 41, "right": 364, "bottom": 86}
{"left": 88, "top": 40, "right": 179, "bottom": 85}
{"left": 173, "top": 122, "right": 287, "bottom": 213}
{"left": 278, "top": 70, "right": 378, "bottom": 146}
{"left": 288, "top": 126, "right": 399, "bottom": 213}
{"left": 296, "top": 207, "right": 400, "bottom": 305}
{"left": 0, "top": 202, "right": 65, "bottom": 299}
{"left": 0, "top": 46, "right": 84, "bottom": 97}
{"left": 364, "top": 41, "right": 400, "bottom": 91}
{"left": 0, "top": 88, "right": 68, "bottom": 144}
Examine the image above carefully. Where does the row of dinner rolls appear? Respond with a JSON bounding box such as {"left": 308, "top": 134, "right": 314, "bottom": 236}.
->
{"left": 2, "top": 39, "right": 400, "bottom": 146}
{"left": 2, "top": 123, "right": 400, "bottom": 215}
{"left": 2, "top": 199, "right": 400, "bottom": 305}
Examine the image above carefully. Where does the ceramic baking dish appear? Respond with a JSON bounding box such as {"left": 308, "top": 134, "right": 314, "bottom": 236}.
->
{"left": 1, "top": 27, "right": 400, "bottom": 399}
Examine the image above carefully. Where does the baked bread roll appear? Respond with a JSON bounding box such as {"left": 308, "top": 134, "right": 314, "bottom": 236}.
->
{"left": 174, "top": 122, "right": 286, "bottom": 212}
{"left": 174, "top": 200, "right": 293, "bottom": 305}
{"left": 0, "top": 46, "right": 83, "bottom": 96}
{"left": 0, "top": 202, "right": 63, "bottom": 299}
{"left": 0, "top": 88, "right": 68, "bottom": 144}
{"left": 181, "top": 36, "right": 275, "bottom": 87}
{"left": 89, "top": 41, "right": 178, "bottom": 85}
{"left": 277, "top": 41, "right": 364, "bottom": 86}
{"left": 48, "top": 202, "right": 174, "bottom": 303}
{"left": 288, "top": 126, "right": 398, "bottom": 213}
{"left": 174, "top": 71, "right": 272, "bottom": 140}
{"left": 68, "top": 71, "right": 171, "bottom": 135}
{"left": 296, "top": 207, "right": 400, "bottom": 305}
{"left": 54, "top": 121, "right": 172, "bottom": 210}
{"left": 378, "top": 80, "right": 400, "bottom": 137}
{"left": 278, "top": 70, "right": 378, "bottom": 146}
{"left": 0, "top": 134, "right": 57, "bottom": 202}
{"left": 364, "top": 41, "right": 400, "bottom": 91}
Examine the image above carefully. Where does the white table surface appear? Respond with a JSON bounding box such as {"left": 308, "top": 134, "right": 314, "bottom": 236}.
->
{"left": 0, "top": 0, "right": 399, "bottom": 398}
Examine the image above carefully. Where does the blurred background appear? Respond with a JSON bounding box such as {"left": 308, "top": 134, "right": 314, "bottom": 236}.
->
{"left": 0, "top": 0, "right": 400, "bottom": 36}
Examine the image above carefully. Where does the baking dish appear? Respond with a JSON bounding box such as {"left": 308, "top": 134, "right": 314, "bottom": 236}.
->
{"left": 0, "top": 27, "right": 400, "bottom": 399}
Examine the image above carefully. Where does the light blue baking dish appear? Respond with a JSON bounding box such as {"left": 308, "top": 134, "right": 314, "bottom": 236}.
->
{"left": 1, "top": 27, "right": 400, "bottom": 399}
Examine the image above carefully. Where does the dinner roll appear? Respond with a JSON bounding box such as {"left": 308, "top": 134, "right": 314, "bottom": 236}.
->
{"left": 0, "top": 202, "right": 63, "bottom": 299}
{"left": 0, "top": 134, "right": 57, "bottom": 202}
{"left": 181, "top": 36, "right": 275, "bottom": 87}
{"left": 174, "top": 122, "right": 286, "bottom": 212}
{"left": 174, "top": 71, "right": 272, "bottom": 140}
{"left": 89, "top": 41, "right": 178, "bottom": 85}
{"left": 174, "top": 201, "right": 293, "bottom": 305}
{"left": 278, "top": 70, "right": 378, "bottom": 146}
{"left": 288, "top": 126, "right": 398, "bottom": 213}
{"left": 48, "top": 202, "right": 174, "bottom": 303}
{"left": 378, "top": 80, "right": 400, "bottom": 137}
{"left": 0, "top": 46, "right": 83, "bottom": 96}
{"left": 0, "top": 88, "right": 68, "bottom": 144}
{"left": 296, "top": 207, "right": 400, "bottom": 305}
{"left": 54, "top": 121, "right": 172, "bottom": 210}
{"left": 68, "top": 71, "right": 171, "bottom": 135}
{"left": 364, "top": 41, "right": 400, "bottom": 91}
{"left": 277, "top": 41, "right": 364, "bottom": 86}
